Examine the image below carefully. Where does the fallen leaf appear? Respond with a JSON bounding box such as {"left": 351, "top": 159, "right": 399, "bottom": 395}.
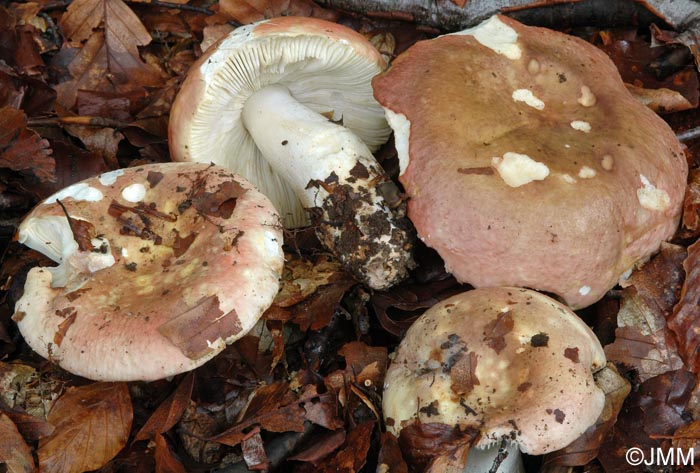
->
{"left": 0, "top": 406, "right": 55, "bottom": 441}
{"left": 289, "top": 428, "right": 346, "bottom": 465}
{"left": 56, "top": 0, "right": 164, "bottom": 109}
{"left": 0, "top": 412, "right": 35, "bottom": 472}
{"left": 38, "top": 382, "right": 133, "bottom": 473}
{"left": 317, "top": 420, "right": 374, "bottom": 472}
{"left": 668, "top": 239, "right": 700, "bottom": 374}
{"left": 377, "top": 430, "right": 409, "bottom": 473}
{"left": 682, "top": 168, "right": 700, "bottom": 239}
{"left": 397, "top": 421, "right": 476, "bottom": 472}
{"left": 154, "top": 432, "right": 187, "bottom": 473}
{"left": 0, "top": 107, "right": 54, "bottom": 182}
{"left": 135, "top": 372, "right": 194, "bottom": 441}
{"left": 242, "top": 427, "right": 269, "bottom": 471}
{"left": 219, "top": 0, "right": 338, "bottom": 25}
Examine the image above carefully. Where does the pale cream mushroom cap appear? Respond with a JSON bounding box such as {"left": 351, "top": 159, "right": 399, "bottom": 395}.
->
{"left": 383, "top": 287, "right": 606, "bottom": 455}
{"left": 13, "top": 163, "right": 283, "bottom": 381}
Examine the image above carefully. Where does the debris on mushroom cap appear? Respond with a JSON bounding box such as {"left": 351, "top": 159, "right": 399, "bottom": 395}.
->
{"left": 169, "top": 16, "right": 414, "bottom": 290}
{"left": 383, "top": 287, "right": 606, "bottom": 457}
{"left": 12, "top": 163, "right": 284, "bottom": 381}
{"left": 373, "top": 14, "right": 688, "bottom": 308}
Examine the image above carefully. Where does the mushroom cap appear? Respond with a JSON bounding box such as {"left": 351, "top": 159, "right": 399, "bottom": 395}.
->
{"left": 373, "top": 15, "right": 687, "bottom": 309}
{"left": 13, "top": 163, "right": 283, "bottom": 381}
{"left": 169, "top": 16, "right": 391, "bottom": 228}
{"left": 383, "top": 287, "right": 606, "bottom": 456}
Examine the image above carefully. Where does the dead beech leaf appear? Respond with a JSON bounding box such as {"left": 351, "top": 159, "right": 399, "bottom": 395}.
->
{"left": 289, "top": 429, "right": 346, "bottom": 465}
{"left": 154, "top": 432, "right": 186, "bottom": 473}
{"left": 0, "top": 406, "right": 56, "bottom": 441}
{"left": 668, "top": 239, "right": 700, "bottom": 374}
{"left": 681, "top": 168, "right": 700, "bottom": 239}
{"left": 38, "top": 382, "right": 133, "bottom": 473}
{"left": 377, "top": 430, "right": 409, "bottom": 473}
{"left": 135, "top": 372, "right": 194, "bottom": 441}
{"left": 0, "top": 412, "right": 35, "bottom": 472}
{"left": 397, "top": 421, "right": 476, "bottom": 472}
{"left": 604, "top": 289, "right": 683, "bottom": 381}
{"left": 56, "top": 0, "right": 163, "bottom": 109}
{"left": 0, "top": 106, "right": 54, "bottom": 182}
{"left": 219, "top": 0, "right": 338, "bottom": 25}
{"left": 241, "top": 427, "right": 268, "bottom": 471}
{"left": 626, "top": 82, "right": 694, "bottom": 113}
{"left": 317, "top": 420, "right": 374, "bottom": 472}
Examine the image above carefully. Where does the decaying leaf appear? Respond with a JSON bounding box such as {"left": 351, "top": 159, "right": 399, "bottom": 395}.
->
{"left": 0, "top": 412, "right": 35, "bottom": 472}
{"left": 289, "top": 428, "right": 346, "bottom": 465}
{"left": 154, "top": 432, "right": 187, "bottom": 473}
{"left": 316, "top": 420, "right": 374, "bottom": 472}
{"left": 377, "top": 430, "right": 409, "bottom": 473}
{"left": 38, "top": 382, "right": 133, "bottom": 473}
{"left": 397, "top": 421, "right": 477, "bottom": 472}
{"left": 55, "top": 0, "right": 164, "bottom": 109}
{"left": 135, "top": 372, "right": 194, "bottom": 441}
{"left": 682, "top": 168, "right": 700, "bottom": 239}
{"left": 0, "top": 107, "right": 54, "bottom": 182}
{"left": 219, "top": 0, "right": 339, "bottom": 25}
{"left": 668, "top": 239, "right": 700, "bottom": 375}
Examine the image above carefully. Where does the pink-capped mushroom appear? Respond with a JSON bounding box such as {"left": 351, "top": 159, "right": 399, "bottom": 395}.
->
{"left": 169, "top": 17, "right": 414, "bottom": 290}
{"left": 373, "top": 15, "right": 687, "bottom": 308}
{"left": 383, "top": 287, "right": 607, "bottom": 469}
{"left": 13, "top": 163, "right": 284, "bottom": 381}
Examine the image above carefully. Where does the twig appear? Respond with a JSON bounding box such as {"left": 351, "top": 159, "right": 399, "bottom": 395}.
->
{"left": 125, "top": 0, "right": 242, "bottom": 26}
{"left": 677, "top": 126, "right": 700, "bottom": 142}
{"left": 27, "top": 116, "right": 129, "bottom": 129}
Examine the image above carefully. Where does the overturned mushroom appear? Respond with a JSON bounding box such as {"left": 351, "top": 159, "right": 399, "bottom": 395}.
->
{"left": 169, "top": 17, "right": 414, "bottom": 290}
{"left": 383, "top": 287, "right": 607, "bottom": 470}
{"left": 373, "top": 15, "right": 687, "bottom": 308}
{"left": 12, "top": 163, "right": 284, "bottom": 381}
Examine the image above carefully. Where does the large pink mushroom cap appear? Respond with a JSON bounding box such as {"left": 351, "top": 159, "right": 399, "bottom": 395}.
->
{"left": 13, "top": 163, "right": 284, "bottom": 381}
{"left": 373, "top": 15, "right": 688, "bottom": 308}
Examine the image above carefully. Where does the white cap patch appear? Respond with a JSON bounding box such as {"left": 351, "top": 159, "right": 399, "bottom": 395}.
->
{"left": 453, "top": 16, "right": 521, "bottom": 60}
{"left": 512, "top": 89, "right": 545, "bottom": 110}
{"left": 121, "top": 183, "right": 147, "bottom": 203}
{"left": 98, "top": 169, "right": 125, "bottom": 186}
{"left": 491, "top": 152, "right": 550, "bottom": 187}
{"left": 601, "top": 155, "right": 614, "bottom": 171}
{"left": 579, "top": 285, "right": 591, "bottom": 296}
{"left": 560, "top": 174, "right": 577, "bottom": 184}
{"left": 577, "top": 86, "right": 596, "bottom": 107}
{"left": 578, "top": 166, "right": 596, "bottom": 179}
{"left": 570, "top": 121, "right": 591, "bottom": 133}
{"left": 637, "top": 174, "right": 671, "bottom": 211}
{"left": 45, "top": 183, "right": 104, "bottom": 204}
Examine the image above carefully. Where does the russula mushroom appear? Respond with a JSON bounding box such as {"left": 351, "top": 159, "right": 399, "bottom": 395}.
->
{"left": 12, "top": 163, "right": 284, "bottom": 381}
{"left": 383, "top": 287, "right": 606, "bottom": 469}
{"left": 169, "top": 17, "right": 414, "bottom": 290}
{"left": 373, "top": 15, "right": 687, "bottom": 308}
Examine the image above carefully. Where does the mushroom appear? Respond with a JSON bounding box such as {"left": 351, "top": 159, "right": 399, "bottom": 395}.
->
{"left": 373, "top": 15, "right": 687, "bottom": 308}
{"left": 169, "top": 17, "right": 414, "bottom": 290}
{"left": 383, "top": 287, "right": 607, "bottom": 470}
{"left": 12, "top": 163, "right": 284, "bottom": 381}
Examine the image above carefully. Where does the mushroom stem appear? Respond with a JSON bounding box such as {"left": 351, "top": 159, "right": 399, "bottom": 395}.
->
{"left": 242, "top": 84, "right": 414, "bottom": 289}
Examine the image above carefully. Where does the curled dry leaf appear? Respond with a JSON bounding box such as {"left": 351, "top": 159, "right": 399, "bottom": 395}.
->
{"left": 289, "top": 428, "right": 346, "bottom": 465}
{"left": 154, "top": 432, "right": 187, "bottom": 473}
{"left": 0, "top": 412, "right": 35, "bottom": 472}
{"left": 218, "top": 0, "right": 339, "bottom": 26}
{"left": 681, "top": 168, "right": 700, "bottom": 239}
{"left": 0, "top": 107, "right": 54, "bottom": 182}
{"left": 668, "top": 239, "right": 700, "bottom": 374}
{"left": 38, "top": 382, "right": 133, "bottom": 473}
{"left": 55, "top": 0, "right": 164, "bottom": 109}
{"left": 316, "top": 420, "right": 374, "bottom": 472}
{"left": 397, "top": 421, "right": 476, "bottom": 472}
{"left": 135, "top": 372, "right": 194, "bottom": 442}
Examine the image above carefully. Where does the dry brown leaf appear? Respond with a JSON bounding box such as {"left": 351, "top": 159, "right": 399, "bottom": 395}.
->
{"left": 317, "top": 420, "right": 374, "bottom": 472}
{"left": 0, "top": 407, "right": 55, "bottom": 441}
{"left": 377, "top": 430, "right": 409, "bottom": 473}
{"left": 668, "top": 239, "right": 700, "bottom": 374}
{"left": 219, "top": 0, "right": 338, "bottom": 25}
{"left": 38, "top": 382, "right": 133, "bottom": 473}
{"left": 681, "top": 168, "right": 700, "bottom": 239}
{"left": 241, "top": 427, "right": 269, "bottom": 471}
{"left": 289, "top": 429, "right": 346, "bottom": 465}
{"left": 397, "top": 421, "right": 476, "bottom": 472}
{"left": 56, "top": 0, "right": 164, "bottom": 109}
{"left": 154, "top": 432, "right": 187, "bottom": 473}
{"left": 135, "top": 372, "right": 194, "bottom": 442}
{"left": 0, "top": 107, "right": 54, "bottom": 182}
{"left": 0, "top": 412, "right": 35, "bottom": 472}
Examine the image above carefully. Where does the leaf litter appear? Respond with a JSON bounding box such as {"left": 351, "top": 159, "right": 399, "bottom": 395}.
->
{"left": 3, "top": 0, "right": 700, "bottom": 472}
